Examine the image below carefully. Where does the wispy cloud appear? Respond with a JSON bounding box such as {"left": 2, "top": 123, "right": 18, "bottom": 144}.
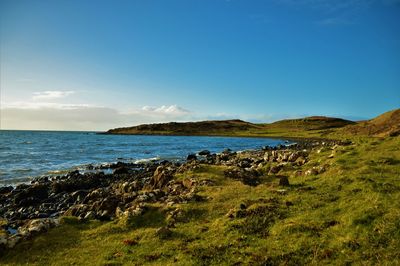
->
{"left": 32, "top": 90, "right": 75, "bottom": 100}
{"left": 277, "top": 0, "right": 400, "bottom": 11}
{"left": 317, "top": 17, "right": 355, "bottom": 26}
{"left": 2, "top": 101, "right": 91, "bottom": 110}
{"left": 276, "top": 0, "right": 374, "bottom": 12}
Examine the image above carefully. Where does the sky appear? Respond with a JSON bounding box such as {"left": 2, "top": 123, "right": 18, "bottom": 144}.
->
{"left": 0, "top": 0, "right": 399, "bottom": 131}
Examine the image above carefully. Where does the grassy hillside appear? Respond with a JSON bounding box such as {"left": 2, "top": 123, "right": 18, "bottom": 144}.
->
{"left": 342, "top": 108, "right": 400, "bottom": 137}
{"left": 106, "top": 119, "right": 263, "bottom": 135}
{"left": 105, "top": 116, "right": 354, "bottom": 139}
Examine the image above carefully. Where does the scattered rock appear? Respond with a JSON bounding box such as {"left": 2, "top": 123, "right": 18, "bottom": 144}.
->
{"left": 0, "top": 138, "right": 339, "bottom": 250}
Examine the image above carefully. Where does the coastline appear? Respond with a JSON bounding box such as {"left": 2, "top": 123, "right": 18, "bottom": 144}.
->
{"left": 1, "top": 134, "right": 399, "bottom": 264}
{"left": 0, "top": 138, "right": 337, "bottom": 250}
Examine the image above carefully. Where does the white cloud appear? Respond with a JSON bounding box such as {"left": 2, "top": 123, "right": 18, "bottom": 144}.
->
{"left": 2, "top": 101, "right": 91, "bottom": 110}
{"left": 32, "top": 91, "right": 75, "bottom": 100}
{"left": 141, "top": 105, "right": 190, "bottom": 115}
{"left": 0, "top": 103, "right": 193, "bottom": 131}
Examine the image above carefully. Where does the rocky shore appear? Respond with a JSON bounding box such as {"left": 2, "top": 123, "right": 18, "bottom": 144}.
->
{"left": 0, "top": 139, "right": 350, "bottom": 251}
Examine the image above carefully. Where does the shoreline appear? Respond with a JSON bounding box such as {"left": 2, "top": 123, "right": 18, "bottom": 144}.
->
{"left": 0, "top": 138, "right": 344, "bottom": 250}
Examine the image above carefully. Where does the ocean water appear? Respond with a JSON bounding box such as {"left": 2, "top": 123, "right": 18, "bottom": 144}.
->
{"left": 0, "top": 130, "right": 287, "bottom": 185}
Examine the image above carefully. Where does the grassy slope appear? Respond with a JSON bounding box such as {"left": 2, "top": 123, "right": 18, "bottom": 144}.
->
{"left": 105, "top": 117, "right": 354, "bottom": 139}
{"left": 1, "top": 133, "right": 400, "bottom": 265}
{"left": 342, "top": 108, "right": 400, "bottom": 137}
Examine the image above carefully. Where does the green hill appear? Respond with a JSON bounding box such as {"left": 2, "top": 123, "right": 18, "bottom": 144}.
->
{"left": 343, "top": 108, "right": 400, "bottom": 137}
{"left": 105, "top": 116, "right": 355, "bottom": 138}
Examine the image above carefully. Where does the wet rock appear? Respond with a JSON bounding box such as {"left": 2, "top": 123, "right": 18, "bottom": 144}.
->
{"left": 0, "top": 186, "right": 13, "bottom": 195}
{"left": 187, "top": 154, "right": 197, "bottom": 161}
{"left": 198, "top": 150, "right": 211, "bottom": 156}
{"left": 14, "top": 184, "right": 49, "bottom": 206}
{"left": 113, "top": 166, "right": 130, "bottom": 175}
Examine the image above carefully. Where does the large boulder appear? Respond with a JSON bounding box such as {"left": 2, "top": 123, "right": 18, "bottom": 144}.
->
{"left": 224, "top": 167, "right": 260, "bottom": 186}
{"left": 146, "top": 166, "right": 174, "bottom": 190}
{"left": 14, "top": 184, "right": 49, "bottom": 206}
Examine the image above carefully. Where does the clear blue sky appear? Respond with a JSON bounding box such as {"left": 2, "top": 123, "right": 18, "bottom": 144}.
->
{"left": 1, "top": 0, "right": 399, "bottom": 130}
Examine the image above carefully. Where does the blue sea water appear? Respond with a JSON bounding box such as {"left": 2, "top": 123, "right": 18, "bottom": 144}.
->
{"left": 0, "top": 130, "right": 287, "bottom": 185}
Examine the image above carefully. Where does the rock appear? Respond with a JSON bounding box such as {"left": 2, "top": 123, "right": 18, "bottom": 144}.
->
{"left": 19, "top": 218, "right": 58, "bottom": 237}
{"left": 268, "top": 164, "right": 283, "bottom": 175}
{"left": 295, "top": 156, "right": 307, "bottom": 166}
{"left": 225, "top": 208, "right": 236, "bottom": 219}
{"left": 279, "top": 176, "right": 290, "bottom": 187}
{"left": 224, "top": 167, "right": 260, "bottom": 186}
{"left": 222, "top": 148, "right": 232, "bottom": 154}
{"left": 14, "top": 184, "right": 49, "bottom": 206}
{"left": 293, "top": 170, "right": 303, "bottom": 177}
{"left": 84, "top": 211, "right": 96, "bottom": 220}
{"left": 186, "top": 154, "right": 197, "bottom": 161}
{"left": 0, "top": 186, "right": 13, "bottom": 194}
{"left": 155, "top": 226, "right": 172, "bottom": 239}
{"left": 305, "top": 168, "right": 319, "bottom": 176}
{"left": 147, "top": 166, "right": 173, "bottom": 190}
{"left": 305, "top": 165, "right": 327, "bottom": 176}
{"left": 70, "top": 190, "right": 88, "bottom": 203}
{"left": 95, "top": 196, "right": 120, "bottom": 215}
{"left": 288, "top": 152, "right": 300, "bottom": 162}
{"left": 198, "top": 150, "right": 211, "bottom": 156}
{"left": 64, "top": 204, "right": 87, "bottom": 217}
{"left": 122, "top": 239, "right": 138, "bottom": 246}
{"left": 238, "top": 158, "right": 252, "bottom": 168}
{"left": 182, "top": 178, "right": 196, "bottom": 189}
{"left": 113, "top": 166, "right": 130, "bottom": 175}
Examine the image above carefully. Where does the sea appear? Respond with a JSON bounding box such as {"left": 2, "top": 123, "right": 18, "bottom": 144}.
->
{"left": 0, "top": 130, "right": 288, "bottom": 185}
